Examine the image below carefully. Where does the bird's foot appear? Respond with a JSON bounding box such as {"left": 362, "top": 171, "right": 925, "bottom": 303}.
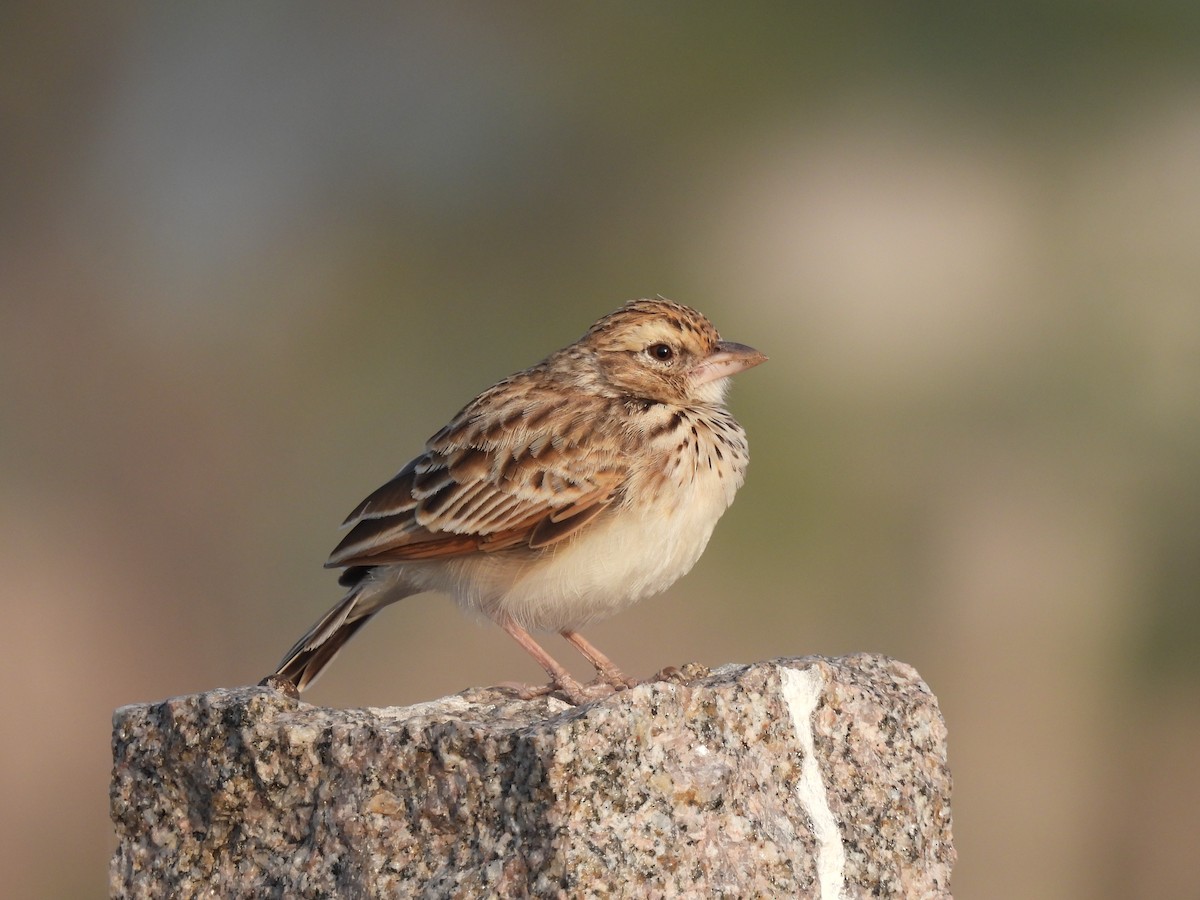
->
{"left": 591, "top": 665, "right": 638, "bottom": 691}
{"left": 568, "top": 678, "right": 624, "bottom": 704}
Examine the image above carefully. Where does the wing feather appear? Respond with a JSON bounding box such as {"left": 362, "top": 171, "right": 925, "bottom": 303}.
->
{"left": 326, "top": 385, "right": 629, "bottom": 568}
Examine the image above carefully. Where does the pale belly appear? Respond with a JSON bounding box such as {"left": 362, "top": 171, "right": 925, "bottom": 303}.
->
{"left": 392, "top": 463, "right": 739, "bottom": 632}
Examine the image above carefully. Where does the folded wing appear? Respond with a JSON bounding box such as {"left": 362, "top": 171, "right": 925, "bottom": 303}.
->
{"left": 326, "top": 387, "right": 628, "bottom": 568}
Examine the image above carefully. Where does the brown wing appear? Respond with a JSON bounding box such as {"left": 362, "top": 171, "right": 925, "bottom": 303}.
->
{"left": 326, "top": 379, "right": 628, "bottom": 568}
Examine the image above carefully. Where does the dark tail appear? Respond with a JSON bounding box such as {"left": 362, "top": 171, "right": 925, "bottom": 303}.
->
{"left": 270, "top": 580, "right": 409, "bottom": 692}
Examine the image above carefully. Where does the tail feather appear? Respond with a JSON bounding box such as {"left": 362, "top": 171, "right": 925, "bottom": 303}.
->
{"left": 272, "top": 581, "right": 409, "bottom": 692}
{"left": 275, "top": 611, "right": 377, "bottom": 692}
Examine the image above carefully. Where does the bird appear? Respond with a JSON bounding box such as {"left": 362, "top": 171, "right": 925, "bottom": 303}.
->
{"left": 269, "top": 297, "right": 766, "bottom": 704}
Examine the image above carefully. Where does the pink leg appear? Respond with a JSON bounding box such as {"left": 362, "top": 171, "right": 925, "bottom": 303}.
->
{"left": 495, "top": 615, "right": 588, "bottom": 703}
{"left": 561, "top": 630, "right": 636, "bottom": 689}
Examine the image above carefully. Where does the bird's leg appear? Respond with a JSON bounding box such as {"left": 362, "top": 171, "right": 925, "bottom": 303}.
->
{"left": 560, "top": 629, "right": 637, "bottom": 690}
{"left": 495, "top": 615, "right": 592, "bottom": 704}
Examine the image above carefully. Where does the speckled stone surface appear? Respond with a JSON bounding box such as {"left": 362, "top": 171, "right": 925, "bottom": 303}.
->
{"left": 110, "top": 655, "right": 953, "bottom": 898}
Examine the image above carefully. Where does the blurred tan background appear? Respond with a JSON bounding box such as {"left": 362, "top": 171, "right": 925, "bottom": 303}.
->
{"left": 3, "top": 4, "right": 1199, "bottom": 897}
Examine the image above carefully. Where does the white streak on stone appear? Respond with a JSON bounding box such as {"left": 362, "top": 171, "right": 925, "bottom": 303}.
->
{"left": 780, "top": 665, "right": 847, "bottom": 900}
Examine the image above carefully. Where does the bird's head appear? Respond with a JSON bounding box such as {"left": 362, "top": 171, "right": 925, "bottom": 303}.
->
{"left": 579, "top": 298, "right": 766, "bottom": 407}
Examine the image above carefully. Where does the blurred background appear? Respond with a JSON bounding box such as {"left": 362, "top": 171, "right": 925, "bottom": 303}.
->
{"left": 3, "top": 3, "right": 1198, "bottom": 897}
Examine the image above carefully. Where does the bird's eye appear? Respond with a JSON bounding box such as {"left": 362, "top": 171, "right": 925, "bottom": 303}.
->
{"left": 648, "top": 343, "right": 674, "bottom": 361}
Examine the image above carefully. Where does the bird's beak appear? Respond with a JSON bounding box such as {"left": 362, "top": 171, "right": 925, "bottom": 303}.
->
{"left": 690, "top": 340, "right": 767, "bottom": 386}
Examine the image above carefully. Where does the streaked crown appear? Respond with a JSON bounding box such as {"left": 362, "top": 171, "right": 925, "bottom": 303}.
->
{"left": 583, "top": 298, "right": 721, "bottom": 353}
